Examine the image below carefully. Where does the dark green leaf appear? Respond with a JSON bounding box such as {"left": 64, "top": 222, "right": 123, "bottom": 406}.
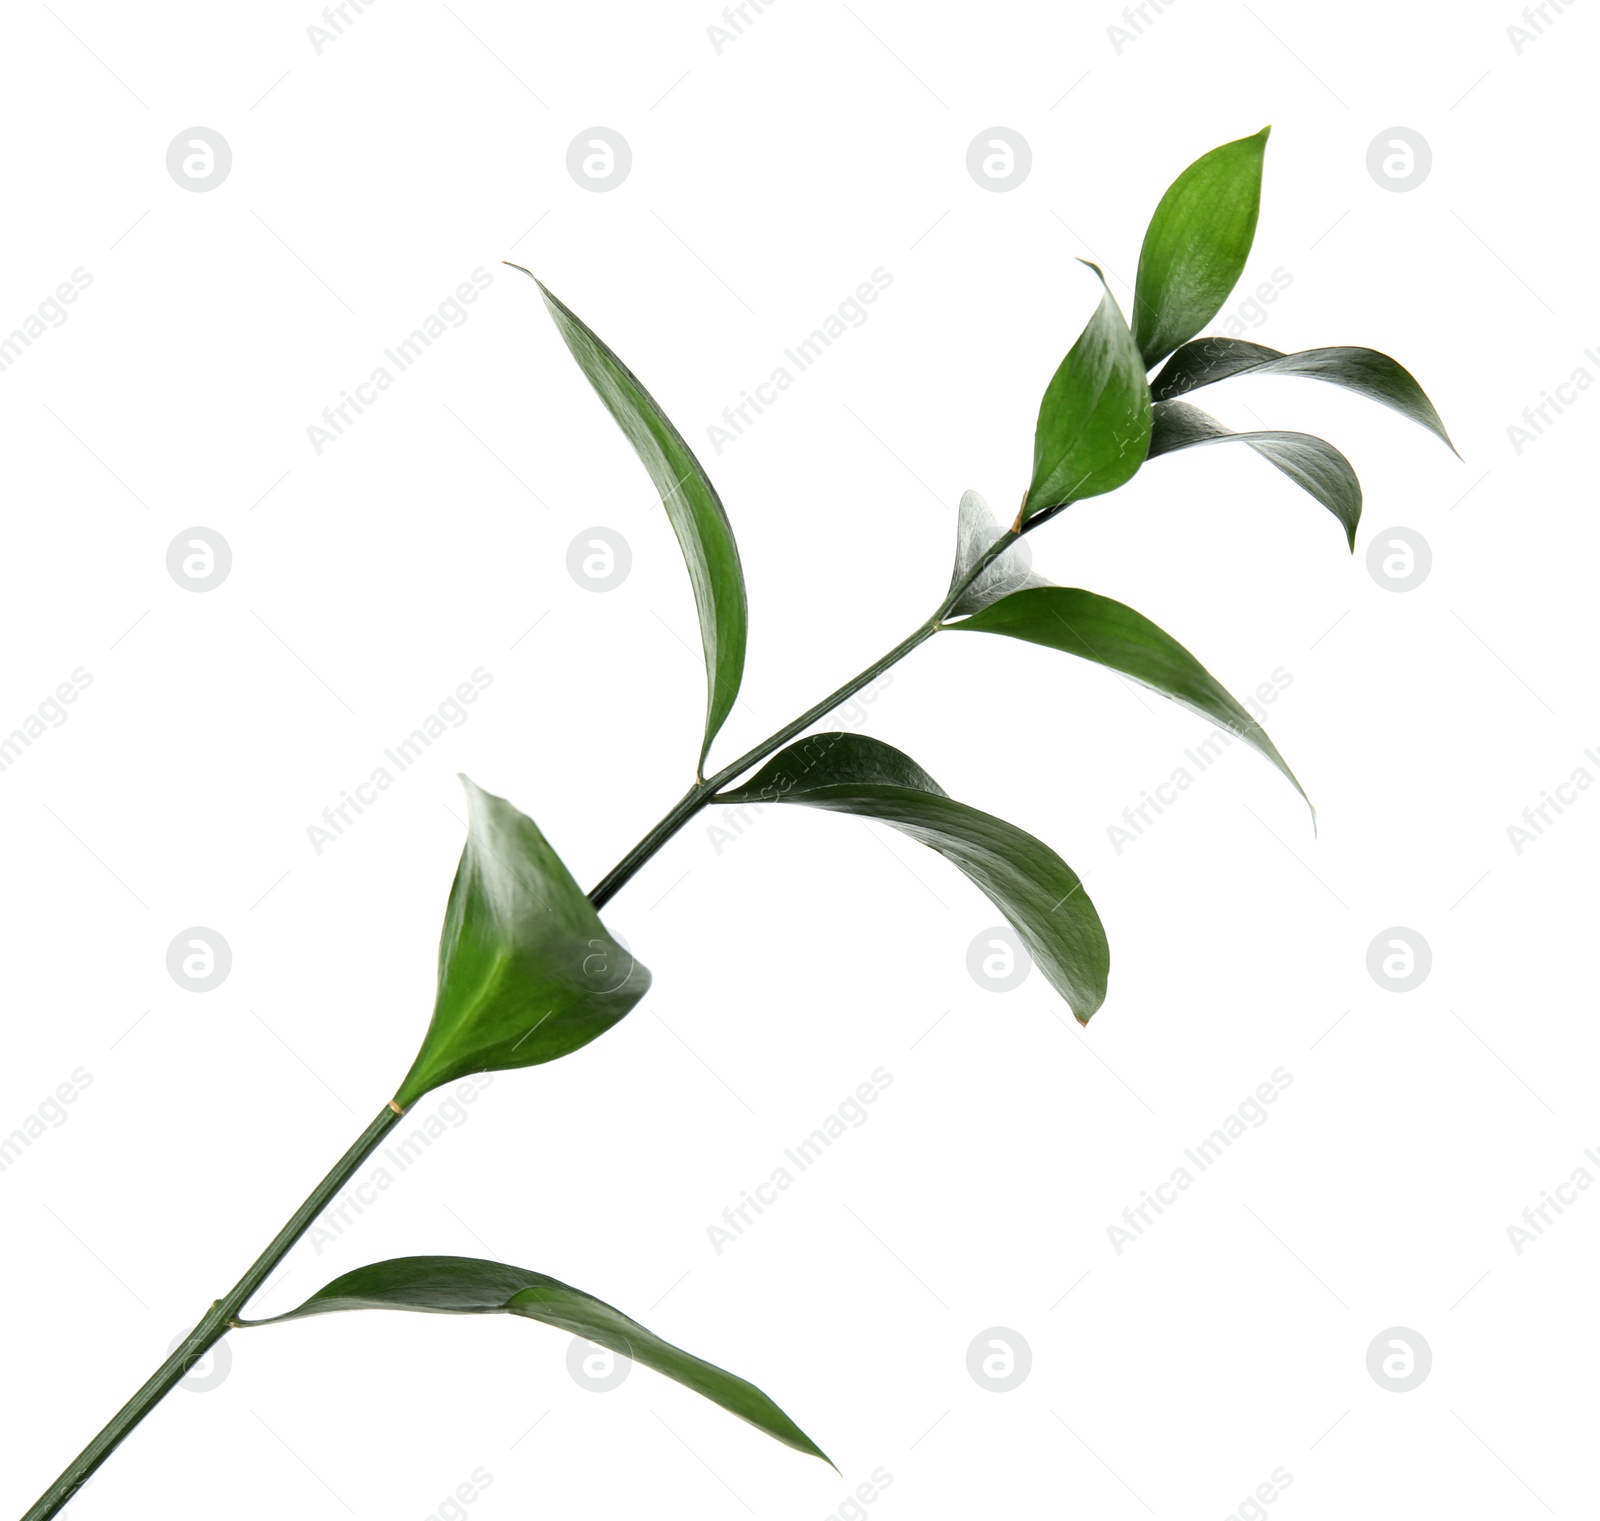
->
{"left": 1148, "top": 400, "right": 1361, "bottom": 550}
{"left": 1149, "top": 338, "right": 1456, "bottom": 453}
{"left": 1133, "top": 127, "right": 1271, "bottom": 368}
{"left": 1023, "top": 263, "right": 1152, "bottom": 524}
{"left": 511, "top": 265, "right": 748, "bottom": 775}
{"left": 241, "top": 1255, "right": 827, "bottom": 1462}
{"left": 950, "top": 587, "right": 1310, "bottom": 817}
{"left": 718, "top": 733, "right": 1109, "bottom": 1023}
{"left": 394, "top": 778, "right": 650, "bottom": 1108}
{"left": 947, "top": 489, "right": 1048, "bottom": 616}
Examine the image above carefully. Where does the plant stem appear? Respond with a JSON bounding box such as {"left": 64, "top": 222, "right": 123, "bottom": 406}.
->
{"left": 21, "top": 1106, "right": 402, "bottom": 1521}
{"left": 24, "top": 527, "right": 1022, "bottom": 1518}
{"left": 587, "top": 620, "right": 937, "bottom": 909}
{"left": 589, "top": 529, "right": 1020, "bottom": 909}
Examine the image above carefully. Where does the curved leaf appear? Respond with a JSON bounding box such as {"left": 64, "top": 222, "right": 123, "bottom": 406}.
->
{"left": 394, "top": 778, "right": 651, "bottom": 1108}
{"left": 1023, "top": 263, "right": 1152, "bottom": 524}
{"left": 947, "top": 489, "right": 1049, "bottom": 616}
{"left": 950, "top": 587, "right": 1310, "bottom": 818}
{"left": 717, "top": 733, "right": 1109, "bottom": 1023}
{"left": 241, "top": 1255, "right": 827, "bottom": 1462}
{"left": 511, "top": 264, "right": 748, "bottom": 775}
{"left": 1134, "top": 127, "right": 1271, "bottom": 368}
{"left": 1149, "top": 399, "right": 1362, "bottom": 549}
{"left": 1149, "top": 338, "right": 1456, "bottom": 453}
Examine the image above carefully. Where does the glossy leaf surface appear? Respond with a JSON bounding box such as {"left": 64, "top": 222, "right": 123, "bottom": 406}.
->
{"left": 719, "top": 733, "right": 1108, "bottom": 1022}
{"left": 513, "top": 265, "right": 748, "bottom": 772}
{"left": 1023, "top": 264, "right": 1152, "bottom": 523}
{"left": 1150, "top": 338, "right": 1455, "bottom": 452}
{"left": 1133, "top": 127, "right": 1271, "bottom": 368}
{"left": 244, "top": 1255, "right": 827, "bottom": 1461}
{"left": 952, "top": 587, "right": 1309, "bottom": 815}
{"left": 1149, "top": 399, "right": 1362, "bottom": 549}
{"left": 394, "top": 779, "right": 650, "bottom": 1108}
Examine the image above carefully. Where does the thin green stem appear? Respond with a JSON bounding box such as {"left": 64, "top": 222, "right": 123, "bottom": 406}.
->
{"left": 21, "top": 1106, "right": 402, "bottom": 1521}
{"left": 588, "top": 529, "right": 1020, "bottom": 910}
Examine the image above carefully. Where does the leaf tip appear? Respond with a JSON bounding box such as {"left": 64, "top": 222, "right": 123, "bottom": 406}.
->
{"left": 783, "top": 1423, "right": 835, "bottom": 1468}
{"left": 504, "top": 260, "right": 561, "bottom": 309}
{"left": 456, "top": 773, "right": 499, "bottom": 834}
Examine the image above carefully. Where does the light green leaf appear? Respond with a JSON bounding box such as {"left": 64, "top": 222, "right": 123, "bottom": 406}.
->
{"left": 394, "top": 778, "right": 650, "bottom": 1108}
{"left": 511, "top": 265, "right": 748, "bottom": 775}
{"left": 1149, "top": 338, "right": 1456, "bottom": 453}
{"left": 950, "top": 587, "right": 1310, "bottom": 818}
{"left": 1148, "top": 399, "right": 1362, "bottom": 549}
{"left": 1023, "top": 263, "right": 1152, "bottom": 524}
{"left": 1133, "top": 127, "right": 1271, "bottom": 368}
{"left": 717, "top": 733, "right": 1109, "bottom": 1023}
{"left": 241, "top": 1255, "right": 827, "bottom": 1462}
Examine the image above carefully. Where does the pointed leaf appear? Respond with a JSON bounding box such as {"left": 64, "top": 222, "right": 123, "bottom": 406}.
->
{"left": 1133, "top": 128, "right": 1271, "bottom": 368}
{"left": 947, "top": 489, "right": 1049, "bottom": 616}
{"left": 1148, "top": 400, "right": 1361, "bottom": 549}
{"left": 951, "top": 587, "right": 1310, "bottom": 817}
{"left": 1150, "top": 338, "right": 1456, "bottom": 453}
{"left": 512, "top": 265, "right": 748, "bottom": 774}
{"left": 1023, "top": 264, "right": 1152, "bottom": 523}
{"left": 394, "top": 779, "right": 651, "bottom": 1108}
{"left": 718, "top": 733, "right": 1108, "bottom": 1023}
{"left": 242, "top": 1255, "right": 827, "bottom": 1462}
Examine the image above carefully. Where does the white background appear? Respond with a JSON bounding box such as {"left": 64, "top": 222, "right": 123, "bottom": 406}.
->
{"left": 1, "top": 2, "right": 1595, "bottom": 1517}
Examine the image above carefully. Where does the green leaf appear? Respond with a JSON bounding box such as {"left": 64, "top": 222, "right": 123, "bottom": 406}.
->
{"left": 950, "top": 587, "right": 1310, "bottom": 817}
{"left": 394, "top": 778, "right": 651, "bottom": 1109}
{"left": 1133, "top": 127, "right": 1271, "bottom": 368}
{"left": 241, "top": 1255, "right": 828, "bottom": 1463}
{"left": 1149, "top": 338, "right": 1456, "bottom": 453}
{"left": 1023, "top": 263, "right": 1152, "bottom": 524}
{"left": 1148, "top": 399, "right": 1362, "bottom": 550}
{"left": 511, "top": 264, "right": 748, "bottom": 776}
{"left": 717, "top": 733, "right": 1109, "bottom": 1023}
{"left": 947, "top": 489, "right": 1049, "bottom": 616}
